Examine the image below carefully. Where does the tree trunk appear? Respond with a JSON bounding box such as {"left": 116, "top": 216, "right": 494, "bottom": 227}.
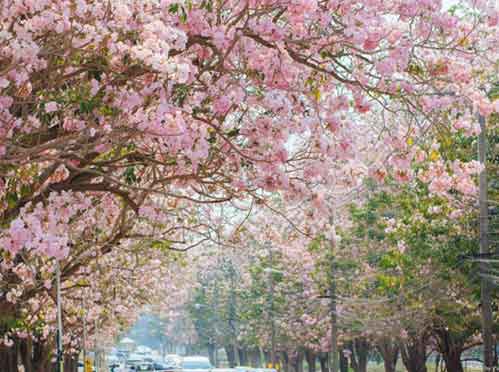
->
{"left": 290, "top": 350, "right": 304, "bottom": 372}
{"left": 318, "top": 352, "right": 328, "bottom": 372}
{"left": 248, "top": 347, "right": 261, "bottom": 367}
{"left": 305, "top": 349, "right": 316, "bottom": 372}
{"left": 400, "top": 342, "right": 427, "bottom": 372}
{"left": 399, "top": 332, "right": 427, "bottom": 372}
{"left": 433, "top": 328, "right": 464, "bottom": 372}
{"left": 19, "top": 338, "right": 34, "bottom": 372}
{"left": 225, "top": 345, "right": 236, "bottom": 368}
{"left": 339, "top": 349, "right": 348, "bottom": 372}
{"left": 264, "top": 350, "right": 271, "bottom": 366}
{"left": 441, "top": 349, "right": 464, "bottom": 372}
{"left": 64, "top": 355, "right": 78, "bottom": 372}
{"left": 350, "top": 338, "right": 369, "bottom": 372}
{"left": 377, "top": 337, "right": 398, "bottom": 372}
{"left": 32, "top": 339, "right": 52, "bottom": 372}
{"left": 281, "top": 351, "right": 289, "bottom": 372}
{"left": 208, "top": 343, "right": 216, "bottom": 367}
{"left": 0, "top": 344, "right": 19, "bottom": 372}
{"left": 238, "top": 347, "right": 248, "bottom": 366}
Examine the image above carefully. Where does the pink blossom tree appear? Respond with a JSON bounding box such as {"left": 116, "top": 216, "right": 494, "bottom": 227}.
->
{"left": 0, "top": 0, "right": 498, "bottom": 371}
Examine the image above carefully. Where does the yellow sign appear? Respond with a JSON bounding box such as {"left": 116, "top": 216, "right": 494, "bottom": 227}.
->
{"left": 84, "top": 358, "right": 93, "bottom": 372}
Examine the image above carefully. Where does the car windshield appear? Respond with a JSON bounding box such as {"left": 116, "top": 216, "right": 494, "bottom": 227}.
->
{"left": 182, "top": 360, "right": 212, "bottom": 369}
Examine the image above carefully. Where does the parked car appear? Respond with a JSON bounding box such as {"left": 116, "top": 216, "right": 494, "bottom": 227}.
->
{"left": 181, "top": 356, "right": 213, "bottom": 372}
{"left": 108, "top": 361, "right": 124, "bottom": 372}
{"left": 165, "top": 354, "right": 182, "bottom": 366}
{"left": 234, "top": 366, "right": 254, "bottom": 372}
{"left": 153, "top": 360, "right": 181, "bottom": 372}
{"left": 126, "top": 362, "right": 155, "bottom": 371}
{"left": 126, "top": 355, "right": 147, "bottom": 371}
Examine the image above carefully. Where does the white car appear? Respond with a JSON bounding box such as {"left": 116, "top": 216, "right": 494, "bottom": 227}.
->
{"left": 181, "top": 356, "right": 213, "bottom": 372}
{"left": 165, "top": 354, "right": 182, "bottom": 366}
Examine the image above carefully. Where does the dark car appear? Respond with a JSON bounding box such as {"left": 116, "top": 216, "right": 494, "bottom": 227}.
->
{"left": 133, "top": 362, "right": 154, "bottom": 371}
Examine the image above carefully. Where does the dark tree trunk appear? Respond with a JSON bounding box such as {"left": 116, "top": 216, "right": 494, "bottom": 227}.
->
{"left": 433, "top": 328, "right": 465, "bottom": 372}
{"left": 318, "top": 352, "right": 328, "bottom": 372}
{"left": 248, "top": 348, "right": 261, "bottom": 367}
{"left": 290, "top": 350, "right": 304, "bottom": 372}
{"left": 64, "top": 355, "right": 78, "bottom": 372}
{"left": 350, "top": 338, "right": 369, "bottom": 372}
{"left": 298, "top": 352, "right": 304, "bottom": 372}
{"left": 20, "top": 338, "right": 34, "bottom": 372}
{"left": 441, "top": 349, "right": 464, "bottom": 372}
{"left": 208, "top": 343, "right": 216, "bottom": 367}
{"left": 339, "top": 349, "right": 348, "bottom": 372}
{"left": 33, "top": 339, "right": 53, "bottom": 372}
{"left": 225, "top": 345, "right": 237, "bottom": 368}
{"left": 264, "top": 350, "right": 272, "bottom": 367}
{"left": 305, "top": 349, "right": 316, "bottom": 372}
{"left": 399, "top": 332, "right": 428, "bottom": 372}
{"left": 238, "top": 348, "right": 248, "bottom": 366}
{"left": 377, "top": 337, "right": 398, "bottom": 372}
{"left": 281, "top": 351, "right": 289, "bottom": 372}
{"left": 0, "top": 344, "right": 19, "bottom": 372}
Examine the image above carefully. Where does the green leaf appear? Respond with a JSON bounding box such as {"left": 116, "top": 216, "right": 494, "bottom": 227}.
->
{"left": 123, "top": 166, "right": 137, "bottom": 184}
{"left": 179, "top": 7, "right": 188, "bottom": 23}
{"left": 169, "top": 3, "right": 180, "bottom": 13}
{"left": 6, "top": 192, "right": 18, "bottom": 208}
{"left": 151, "top": 240, "right": 172, "bottom": 252}
{"left": 226, "top": 128, "right": 240, "bottom": 138}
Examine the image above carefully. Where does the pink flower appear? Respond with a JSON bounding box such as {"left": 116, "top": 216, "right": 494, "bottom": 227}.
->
{"left": 429, "top": 174, "right": 452, "bottom": 194}
{"left": 45, "top": 101, "right": 59, "bottom": 113}
{"left": 0, "top": 78, "right": 10, "bottom": 89}
{"left": 363, "top": 32, "right": 380, "bottom": 51}
{"left": 213, "top": 96, "right": 231, "bottom": 114}
{"left": 394, "top": 169, "right": 411, "bottom": 183}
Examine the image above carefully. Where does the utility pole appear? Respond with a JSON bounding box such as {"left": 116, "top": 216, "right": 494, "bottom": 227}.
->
{"left": 56, "top": 261, "right": 64, "bottom": 372}
{"left": 266, "top": 240, "right": 277, "bottom": 370}
{"left": 329, "top": 213, "right": 339, "bottom": 372}
{"left": 478, "top": 114, "right": 494, "bottom": 372}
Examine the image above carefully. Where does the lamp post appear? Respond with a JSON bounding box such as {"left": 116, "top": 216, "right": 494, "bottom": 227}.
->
{"left": 328, "top": 212, "right": 339, "bottom": 372}
{"left": 478, "top": 113, "right": 494, "bottom": 372}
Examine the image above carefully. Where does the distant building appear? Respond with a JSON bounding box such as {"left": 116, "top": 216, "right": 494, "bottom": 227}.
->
{"left": 118, "top": 337, "right": 136, "bottom": 352}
